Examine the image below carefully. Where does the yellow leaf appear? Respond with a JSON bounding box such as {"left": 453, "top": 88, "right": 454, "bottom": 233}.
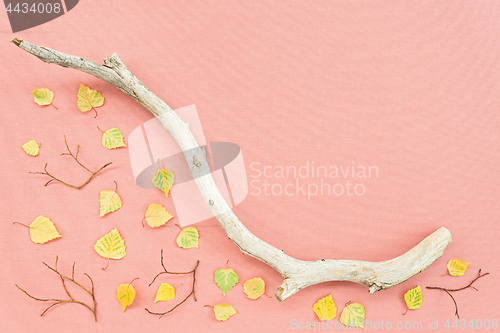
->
{"left": 154, "top": 283, "right": 176, "bottom": 302}
{"left": 340, "top": 302, "right": 365, "bottom": 328}
{"left": 99, "top": 187, "right": 122, "bottom": 217}
{"left": 99, "top": 127, "right": 126, "bottom": 149}
{"left": 313, "top": 294, "right": 337, "bottom": 321}
{"left": 210, "top": 304, "right": 238, "bottom": 321}
{"left": 447, "top": 259, "right": 471, "bottom": 277}
{"left": 151, "top": 168, "right": 175, "bottom": 198}
{"left": 31, "top": 88, "right": 55, "bottom": 107}
{"left": 116, "top": 278, "right": 138, "bottom": 312}
{"left": 404, "top": 285, "right": 422, "bottom": 313}
{"left": 14, "top": 215, "right": 61, "bottom": 244}
{"left": 21, "top": 140, "right": 40, "bottom": 156}
{"left": 176, "top": 226, "right": 199, "bottom": 249}
{"left": 215, "top": 262, "right": 239, "bottom": 296}
{"left": 94, "top": 228, "right": 126, "bottom": 269}
{"left": 143, "top": 203, "right": 173, "bottom": 228}
{"left": 77, "top": 83, "right": 104, "bottom": 113}
{"left": 243, "top": 277, "right": 270, "bottom": 300}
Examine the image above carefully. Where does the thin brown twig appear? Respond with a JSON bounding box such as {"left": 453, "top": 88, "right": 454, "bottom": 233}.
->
{"left": 29, "top": 136, "right": 112, "bottom": 189}
{"left": 16, "top": 256, "right": 97, "bottom": 322}
{"left": 426, "top": 269, "right": 489, "bottom": 319}
{"left": 145, "top": 250, "right": 200, "bottom": 319}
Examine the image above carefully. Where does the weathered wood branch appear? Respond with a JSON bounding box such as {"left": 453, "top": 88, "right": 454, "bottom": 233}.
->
{"left": 11, "top": 38, "right": 452, "bottom": 301}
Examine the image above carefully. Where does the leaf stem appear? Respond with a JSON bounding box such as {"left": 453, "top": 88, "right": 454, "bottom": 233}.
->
{"left": 50, "top": 103, "right": 58, "bottom": 110}
{"left": 30, "top": 136, "right": 112, "bottom": 190}
{"left": 145, "top": 250, "right": 200, "bottom": 318}
{"left": 426, "top": 269, "right": 489, "bottom": 319}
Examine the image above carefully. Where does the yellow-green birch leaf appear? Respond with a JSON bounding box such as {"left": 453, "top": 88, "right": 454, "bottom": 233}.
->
{"left": 215, "top": 263, "right": 239, "bottom": 296}
{"left": 313, "top": 294, "right": 337, "bottom": 321}
{"left": 340, "top": 302, "right": 365, "bottom": 328}
{"left": 77, "top": 83, "right": 104, "bottom": 112}
{"left": 447, "top": 259, "right": 471, "bottom": 277}
{"left": 31, "top": 88, "right": 55, "bottom": 107}
{"left": 94, "top": 228, "right": 126, "bottom": 269}
{"left": 151, "top": 168, "right": 175, "bottom": 198}
{"left": 143, "top": 203, "right": 173, "bottom": 228}
{"left": 404, "top": 285, "right": 422, "bottom": 313}
{"left": 211, "top": 304, "right": 238, "bottom": 321}
{"left": 21, "top": 140, "right": 40, "bottom": 156}
{"left": 99, "top": 189, "right": 122, "bottom": 217}
{"left": 100, "top": 127, "right": 126, "bottom": 149}
{"left": 116, "top": 278, "right": 138, "bottom": 312}
{"left": 14, "top": 215, "right": 62, "bottom": 244}
{"left": 243, "top": 277, "right": 270, "bottom": 300}
{"left": 176, "top": 226, "right": 199, "bottom": 249}
{"left": 154, "top": 283, "right": 176, "bottom": 302}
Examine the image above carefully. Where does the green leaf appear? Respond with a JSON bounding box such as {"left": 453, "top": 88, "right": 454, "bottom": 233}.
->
{"left": 176, "top": 226, "right": 199, "bottom": 249}
{"left": 404, "top": 285, "right": 422, "bottom": 312}
{"left": 215, "top": 263, "right": 239, "bottom": 296}
{"left": 21, "top": 139, "right": 40, "bottom": 156}
{"left": 31, "top": 88, "right": 54, "bottom": 106}
{"left": 340, "top": 302, "right": 365, "bottom": 328}
{"left": 77, "top": 83, "right": 104, "bottom": 112}
{"left": 94, "top": 228, "right": 126, "bottom": 269}
{"left": 151, "top": 168, "right": 175, "bottom": 197}
{"left": 99, "top": 189, "right": 122, "bottom": 217}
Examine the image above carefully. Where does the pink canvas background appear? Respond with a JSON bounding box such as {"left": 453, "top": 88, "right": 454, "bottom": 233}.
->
{"left": 1, "top": 1, "right": 499, "bottom": 332}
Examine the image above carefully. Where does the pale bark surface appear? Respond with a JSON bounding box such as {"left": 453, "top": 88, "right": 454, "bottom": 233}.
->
{"left": 11, "top": 38, "right": 452, "bottom": 301}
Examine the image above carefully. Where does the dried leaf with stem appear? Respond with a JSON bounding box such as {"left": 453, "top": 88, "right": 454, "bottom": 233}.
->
{"left": 30, "top": 135, "right": 112, "bottom": 189}
{"left": 426, "top": 269, "right": 489, "bottom": 319}
{"left": 15, "top": 256, "right": 97, "bottom": 322}
{"left": 145, "top": 249, "right": 199, "bottom": 319}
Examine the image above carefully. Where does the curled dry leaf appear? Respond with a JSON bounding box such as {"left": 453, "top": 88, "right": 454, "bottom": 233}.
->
{"left": 14, "top": 215, "right": 61, "bottom": 244}
{"left": 447, "top": 259, "right": 471, "bottom": 277}
{"left": 313, "top": 294, "right": 337, "bottom": 321}
{"left": 154, "top": 283, "right": 176, "bottom": 302}
{"left": 94, "top": 228, "right": 126, "bottom": 270}
{"left": 143, "top": 203, "right": 173, "bottom": 228}
{"left": 176, "top": 225, "right": 199, "bottom": 249}
{"left": 215, "top": 262, "right": 239, "bottom": 296}
{"left": 21, "top": 139, "right": 40, "bottom": 156}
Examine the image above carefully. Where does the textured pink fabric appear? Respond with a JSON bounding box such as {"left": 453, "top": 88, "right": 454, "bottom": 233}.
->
{"left": 1, "top": 1, "right": 499, "bottom": 332}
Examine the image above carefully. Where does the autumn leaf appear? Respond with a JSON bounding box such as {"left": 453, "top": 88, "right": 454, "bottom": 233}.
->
{"left": 77, "top": 83, "right": 104, "bottom": 117}
{"left": 151, "top": 168, "right": 175, "bottom": 198}
{"left": 243, "top": 277, "right": 271, "bottom": 300}
{"left": 31, "top": 88, "right": 57, "bottom": 109}
{"left": 116, "top": 277, "right": 138, "bottom": 312}
{"left": 340, "top": 302, "right": 365, "bottom": 328}
{"left": 205, "top": 304, "right": 238, "bottom": 321}
{"left": 447, "top": 259, "right": 471, "bottom": 277}
{"left": 99, "top": 182, "right": 122, "bottom": 217}
{"left": 403, "top": 285, "right": 422, "bottom": 314}
{"left": 215, "top": 261, "right": 239, "bottom": 296}
{"left": 98, "top": 127, "right": 126, "bottom": 149}
{"left": 154, "top": 283, "right": 176, "bottom": 302}
{"left": 142, "top": 203, "right": 173, "bottom": 228}
{"left": 21, "top": 139, "right": 40, "bottom": 156}
{"left": 94, "top": 228, "right": 126, "bottom": 270}
{"left": 14, "top": 215, "right": 61, "bottom": 244}
{"left": 313, "top": 294, "right": 337, "bottom": 321}
{"left": 176, "top": 225, "right": 199, "bottom": 249}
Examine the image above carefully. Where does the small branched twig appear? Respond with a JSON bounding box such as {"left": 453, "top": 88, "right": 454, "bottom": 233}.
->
{"left": 30, "top": 135, "right": 112, "bottom": 189}
{"left": 16, "top": 256, "right": 98, "bottom": 322}
{"left": 426, "top": 269, "right": 489, "bottom": 319}
{"left": 145, "top": 249, "right": 199, "bottom": 319}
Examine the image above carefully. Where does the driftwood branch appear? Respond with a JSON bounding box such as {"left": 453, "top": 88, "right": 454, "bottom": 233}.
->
{"left": 11, "top": 38, "right": 452, "bottom": 301}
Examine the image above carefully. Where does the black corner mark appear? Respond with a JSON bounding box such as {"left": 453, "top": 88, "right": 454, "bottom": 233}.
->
{"left": 4, "top": 0, "right": 79, "bottom": 33}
